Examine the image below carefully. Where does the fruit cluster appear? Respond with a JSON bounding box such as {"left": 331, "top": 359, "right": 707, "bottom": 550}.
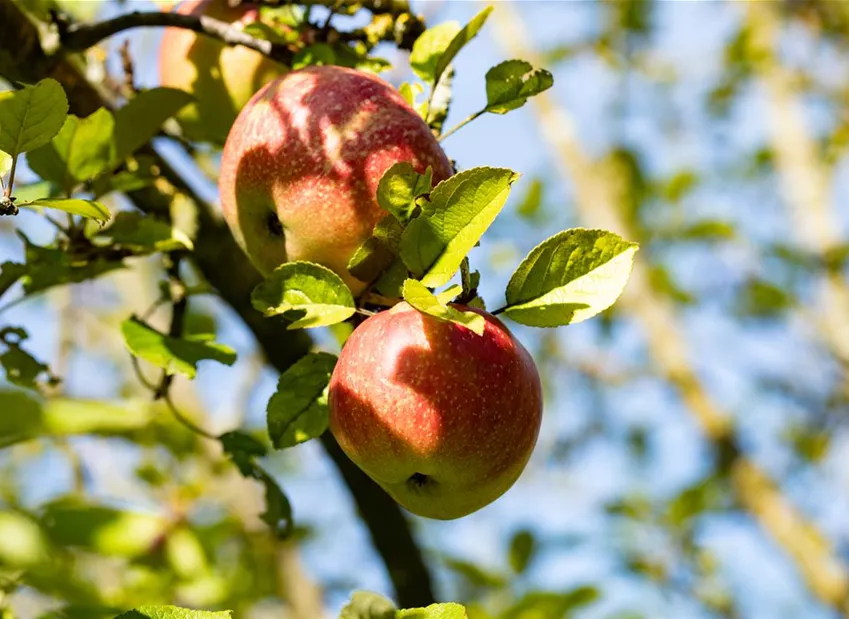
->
{"left": 160, "top": 0, "right": 635, "bottom": 520}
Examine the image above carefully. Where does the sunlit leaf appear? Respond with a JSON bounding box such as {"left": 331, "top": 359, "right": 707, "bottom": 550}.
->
{"left": 339, "top": 591, "right": 396, "bottom": 619}
{"left": 402, "top": 279, "right": 485, "bottom": 335}
{"left": 401, "top": 167, "right": 519, "bottom": 287}
{"left": 504, "top": 229, "right": 638, "bottom": 327}
{"left": 113, "top": 606, "right": 232, "bottom": 619}
{"left": 432, "top": 7, "right": 493, "bottom": 87}
{"left": 397, "top": 603, "right": 468, "bottom": 619}
{"left": 251, "top": 261, "right": 356, "bottom": 328}
{"left": 410, "top": 22, "right": 461, "bottom": 83}
{"left": 21, "top": 198, "right": 110, "bottom": 223}
{"left": 0, "top": 78, "right": 68, "bottom": 156}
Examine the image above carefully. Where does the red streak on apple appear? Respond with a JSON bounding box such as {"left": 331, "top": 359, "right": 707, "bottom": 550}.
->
{"left": 329, "top": 302, "right": 543, "bottom": 520}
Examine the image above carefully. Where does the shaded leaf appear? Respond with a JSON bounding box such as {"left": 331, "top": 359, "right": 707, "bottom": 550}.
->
{"left": 266, "top": 352, "right": 337, "bottom": 449}
{"left": 504, "top": 229, "right": 638, "bottom": 327}
{"left": 121, "top": 316, "right": 236, "bottom": 379}
{"left": 402, "top": 279, "right": 485, "bottom": 335}
{"left": 98, "top": 211, "right": 193, "bottom": 253}
{"left": 112, "top": 88, "right": 193, "bottom": 165}
{"left": 377, "top": 163, "right": 433, "bottom": 223}
{"left": 516, "top": 177, "right": 543, "bottom": 220}
{"left": 0, "top": 261, "right": 26, "bottom": 301}
{"left": 219, "top": 430, "right": 268, "bottom": 476}
{"left": 251, "top": 261, "right": 355, "bottom": 328}
{"left": 501, "top": 588, "right": 600, "bottom": 619}
{"left": 508, "top": 529, "right": 536, "bottom": 574}
{"left": 347, "top": 215, "right": 404, "bottom": 284}
{"left": 401, "top": 167, "right": 519, "bottom": 287}
{"left": 485, "top": 60, "right": 554, "bottom": 114}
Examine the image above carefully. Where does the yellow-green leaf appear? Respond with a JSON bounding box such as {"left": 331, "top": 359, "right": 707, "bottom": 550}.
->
{"left": 251, "top": 261, "right": 356, "bottom": 329}
{"left": 21, "top": 198, "right": 110, "bottom": 222}
{"left": 402, "top": 279, "right": 485, "bottom": 336}
{"left": 0, "top": 78, "right": 68, "bottom": 156}
{"left": 504, "top": 229, "right": 638, "bottom": 327}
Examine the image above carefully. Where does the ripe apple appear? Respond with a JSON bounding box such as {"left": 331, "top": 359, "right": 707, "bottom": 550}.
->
{"left": 217, "top": 65, "right": 454, "bottom": 295}
{"left": 328, "top": 302, "right": 543, "bottom": 520}
{"left": 158, "top": 0, "right": 286, "bottom": 145}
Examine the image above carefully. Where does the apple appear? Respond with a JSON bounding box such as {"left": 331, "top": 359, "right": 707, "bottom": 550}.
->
{"left": 158, "top": 0, "right": 286, "bottom": 145}
{"left": 328, "top": 302, "right": 543, "bottom": 520}
{"left": 217, "top": 65, "right": 454, "bottom": 295}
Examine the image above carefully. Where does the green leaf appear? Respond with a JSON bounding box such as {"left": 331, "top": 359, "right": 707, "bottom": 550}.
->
{"left": 442, "top": 557, "right": 506, "bottom": 589}
{"left": 0, "top": 150, "right": 10, "bottom": 177}
{"left": 433, "top": 6, "right": 493, "bottom": 88}
{"left": 21, "top": 198, "right": 110, "bottom": 223}
{"left": 377, "top": 163, "right": 434, "bottom": 222}
{"left": 501, "top": 588, "right": 599, "bottom": 619}
{"left": 121, "top": 316, "right": 237, "bottom": 379}
{"left": 114, "top": 606, "right": 232, "bottom": 619}
{"left": 339, "top": 591, "right": 396, "bottom": 619}
{"left": 0, "top": 511, "right": 50, "bottom": 567}
{"left": 66, "top": 107, "right": 115, "bottom": 181}
{"left": 251, "top": 261, "right": 356, "bottom": 328}
{"left": 0, "top": 392, "right": 154, "bottom": 449}
{"left": 0, "top": 326, "right": 55, "bottom": 391}
{"left": 0, "top": 261, "right": 26, "bottom": 301}
{"left": 399, "top": 82, "right": 423, "bottom": 109}
{"left": 373, "top": 258, "right": 408, "bottom": 298}
{"left": 292, "top": 43, "right": 337, "bottom": 69}
{"left": 17, "top": 232, "right": 124, "bottom": 296}
{"left": 410, "top": 22, "right": 462, "bottom": 83}
{"left": 508, "top": 529, "right": 536, "bottom": 574}
{"left": 112, "top": 88, "right": 193, "bottom": 165}
{"left": 484, "top": 60, "right": 554, "bottom": 114}
{"left": 504, "top": 229, "right": 638, "bottom": 327}
{"left": 219, "top": 430, "right": 268, "bottom": 476}
{"left": 425, "top": 66, "right": 454, "bottom": 132}
{"left": 255, "top": 468, "right": 293, "bottom": 538}
{"left": 402, "top": 279, "right": 485, "bottom": 336}
{"left": 516, "top": 177, "right": 543, "bottom": 220}
{"left": 99, "top": 212, "right": 193, "bottom": 253}
{"left": 435, "top": 284, "right": 462, "bottom": 304}
{"left": 397, "top": 604, "right": 468, "bottom": 619}
{"left": 266, "top": 352, "right": 337, "bottom": 449}
{"left": 347, "top": 215, "right": 404, "bottom": 284}
{"left": 41, "top": 500, "right": 168, "bottom": 558}
{"left": 0, "top": 78, "right": 68, "bottom": 156}
{"left": 401, "top": 167, "right": 519, "bottom": 287}
{"left": 25, "top": 114, "right": 78, "bottom": 192}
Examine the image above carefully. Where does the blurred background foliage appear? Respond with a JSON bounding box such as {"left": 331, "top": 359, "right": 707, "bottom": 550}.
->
{"left": 1, "top": 1, "right": 848, "bottom": 618}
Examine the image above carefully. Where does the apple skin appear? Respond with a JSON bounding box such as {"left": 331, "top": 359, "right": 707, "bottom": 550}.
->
{"left": 328, "top": 302, "right": 543, "bottom": 520}
{"left": 217, "top": 65, "right": 454, "bottom": 295}
{"left": 158, "top": 0, "right": 286, "bottom": 145}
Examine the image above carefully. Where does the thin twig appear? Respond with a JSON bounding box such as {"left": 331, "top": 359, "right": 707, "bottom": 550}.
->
{"left": 439, "top": 110, "right": 484, "bottom": 142}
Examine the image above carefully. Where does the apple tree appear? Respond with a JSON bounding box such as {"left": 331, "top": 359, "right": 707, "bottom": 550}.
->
{"left": 1, "top": 1, "right": 848, "bottom": 619}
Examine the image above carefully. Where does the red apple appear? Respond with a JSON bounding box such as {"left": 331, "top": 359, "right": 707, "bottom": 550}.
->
{"left": 328, "top": 303, "right": 543, "bottom": 520}
{"left": 158, "top": 0, "right": 286, "bottom": 145}
{"left": 217, "top": 65, "right": 454, "bottom": 295}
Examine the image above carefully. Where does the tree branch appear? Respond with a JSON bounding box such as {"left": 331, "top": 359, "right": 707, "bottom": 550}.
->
{"left": 57, "top": 10, "right": 296, "bottom": 65}
{"left": 0, "top": 0, "right": 434, "bottom": 608}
